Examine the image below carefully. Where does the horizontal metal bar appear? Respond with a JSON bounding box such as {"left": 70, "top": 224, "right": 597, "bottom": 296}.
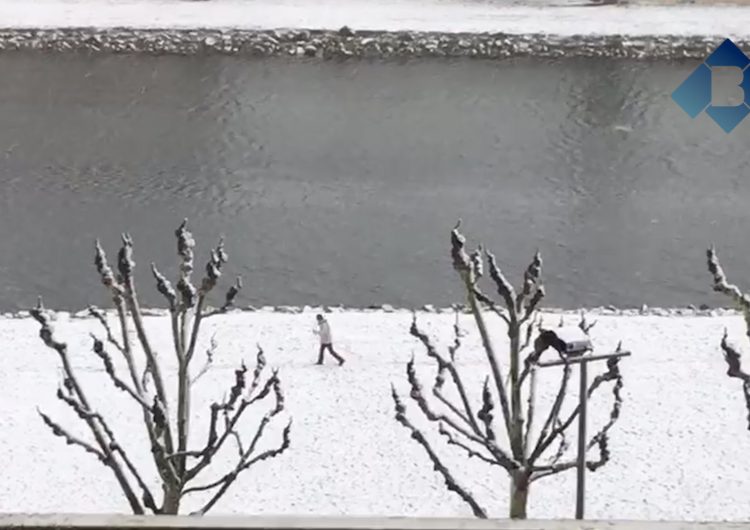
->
{"left": 0, "top": 515, "right": 745, "bottom": 530}
{"left": 537, "top": 351, "right": 631, "bottom": 368}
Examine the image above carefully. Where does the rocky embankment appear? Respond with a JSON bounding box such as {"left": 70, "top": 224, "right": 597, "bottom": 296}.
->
{"left": 0, "top": 27, "right": 744, "bottom": 59}
{"left": 0, "top": 303, "right": 741, "bottom": 320}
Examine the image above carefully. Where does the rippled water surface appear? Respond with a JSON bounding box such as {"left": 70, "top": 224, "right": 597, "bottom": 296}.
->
{"left": 0, "top": 53, "right": 748, "bottom": 311}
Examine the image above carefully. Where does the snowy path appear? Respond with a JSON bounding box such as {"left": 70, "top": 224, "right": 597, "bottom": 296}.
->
{"left": 2, "top": 309, "right": 750, "bottom": 519}
{"left": 0, "top": 0, "right": 748, "bottom": 37}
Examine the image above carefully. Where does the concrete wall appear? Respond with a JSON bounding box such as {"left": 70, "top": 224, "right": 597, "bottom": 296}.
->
{"left": 0, "top": 515, "right": 749, "bottom": 530}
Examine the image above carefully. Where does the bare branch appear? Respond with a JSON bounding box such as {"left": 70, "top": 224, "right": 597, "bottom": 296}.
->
{"left": 587, "top": 353, "right": 624, "bottom": 451}
{"left": 392, "top": 385, "right": 487, "bottom": 518}
{"left": 95, "top": 240, "right": 122, "bottom": 293}
{"left": 405, "top": 357, "right": 486, "bottom": 448}
{"left": 410, "top": 317, "right": 481, "bottom": 436}
{"left": 484, "top": 250, "right": 516, "bottom": 316}
{"left": 111, "top": 297, "right": 143, "bottom": 393}
{"left": 531, "top": 434, "right": 610, "bottom": 482}
{"left": 175, "top": 219, "right": 197, "bottom": 309}
{"left": 192, "top": 334, "right": 218, "bottom": 385}
{"left": 228, "top": 427, "right": 245, "bottom": 457}
{"left": 463, "top": 273, "right": 514, "bottom": 441}
{"left": 115, "top": 234, "right": 175, "bottom": 458}
{"left": 199, "top": 238, "right": 227, "bottom": 294}
{"left": 188, "top": 420, "right": 292, "bottom": 515}
{"left": 720, "top": 330, "right": 750, "bottom": 430}
{"left": 451, "top": 225, "right": 516, "bottom": 449}
{"left": 522, "top": 286, "right": 544, "bottom": 323}
{"left": 177, "top": 278, "right": 197, "bottom": 311}
{"left": 38, "top": 409, "right": 107, "bottom": 464}
{"left": 109, "top": 439, "right": 161, "bottom": 514}
{"left": 176, "top": 219, "right": 195, "bottom": 275}
{"left": 472, "top": 287, "right": 511, "bottom": 325}
{"left": 450, "top": 220, "right": 472, "bottom": 274}
{"left": 90, "top": 335, "right": 151, "bottom": 411}
{"left": 184, "top": 375, "right": 288, "bottom": 513}
{"left": 204, "top": 277, "right": 243, "bottom": 318}
{"left": 523, "top": 368, "right": 537, "bottom": 455}
{"left": 708, "top": 247, "right": 750, "bottom": 334}
{"left": 476, "top": 377, "right": 497, "bottom": 443}
{"left": 151, "top": 264, "right": 178, "bottom": 312}
{"left": 579, "top": 313, "right": 597, "bottom": 334}
{"left": 247, "top": 345, "right": 267, "bottom": 397}
{"left": 407, "top": 346, "right": 517, "bottom": 471}
{"left": 31, "top": 301, "right": 144, "bottom": 514}
{"left": 706, "top": 248, "right": 750, "bottom": 432}
{"left": 550, "top": 418, "right": 568, "bottom": 465}
{"left": 88, "top": 306, "right": 124, "bottom": 354}
{"left": 529, "top": 360, "right": 572, "bottom": 463}
{"left": 117, "top": 234, "right": 136, "bottom": 284}
{"left": 86, "top": 407, "right": 161, "bottom": 515}
{"left": 448, "top": 310, "right": 464, "bottom": 362}
{"left": 186, "top": 364, "right": 279, "bottom": 482}
{"left": 517, "top": 251, "right": 542, "bottom": 315}
{"left": 227, "top": 362, "right": 248, "bottom": 409}
{"left": 54, "top": 383, "right": 161, "bottom": 514}
{"left": 182, "top": 239, "right": 238, "bottom": 394}
{"left": 522, "top": 314, "right": 540, "bottom": 351}
{"left": 108, "top": 293, "right": 177, "bottom": 490}
{"left": 586, "top": 434, "right": 610, "bottom": 472}
{"left": 518, "top": 318, "right": 546, "bottom": 387}
{"left": 437, "top": 423, "right": 500, "bottom": 467}
{"left": 534, "top": 355, "right": 622, "bottom": 461}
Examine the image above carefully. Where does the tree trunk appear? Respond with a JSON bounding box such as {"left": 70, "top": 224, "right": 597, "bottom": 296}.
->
{"left": 509, "top": 470, "right": 530, "bottom": 519}
{"left": 161, "top": 486, "right": 181, "bottom": 514}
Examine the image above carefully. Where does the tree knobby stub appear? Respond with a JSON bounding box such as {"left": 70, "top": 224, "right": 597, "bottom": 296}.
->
{"left": 707, "top": 246, "right": 750, "bottom": 430}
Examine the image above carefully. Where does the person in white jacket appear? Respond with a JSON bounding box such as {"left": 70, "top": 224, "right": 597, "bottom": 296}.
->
{"left": 314, "top": 314, "right": 345, "bottom": 366}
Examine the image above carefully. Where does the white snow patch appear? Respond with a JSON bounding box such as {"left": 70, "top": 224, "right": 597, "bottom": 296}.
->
{"left": 0, "top": 0, "right": 747, "bottom": 37}
{"left": 1, "top": 310, "right": 750, "bottom": 519}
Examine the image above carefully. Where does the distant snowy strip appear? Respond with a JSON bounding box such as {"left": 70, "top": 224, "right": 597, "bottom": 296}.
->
{"left": 0, "top": 0, "right": 748, "bottom": 37}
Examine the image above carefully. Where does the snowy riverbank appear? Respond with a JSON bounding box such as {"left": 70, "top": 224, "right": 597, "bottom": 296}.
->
{"left": 0, "top": 0, "right": 748, "bottom": 36}
{"left": 2, "top": 308, "right": 750, "bottom": 519}
{"left": 0, "top": 0, "right": 747, "bottom": 58}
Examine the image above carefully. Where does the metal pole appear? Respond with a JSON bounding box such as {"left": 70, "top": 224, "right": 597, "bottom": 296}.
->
{"left": 575, "top": 359, "right": 588, "bottom": 520}
{"left": 537, "top": 350, "right": 628, "bottom": 520}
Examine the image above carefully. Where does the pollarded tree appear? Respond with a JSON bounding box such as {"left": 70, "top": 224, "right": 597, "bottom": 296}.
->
{"left": 31, "top": 220, "right": 291, "bottom": 514}
{"left": 391, "top": 222, "right": 626, "bottom": 519}
{"left": 707, "top": 247, "right": 750, "bottom": 429}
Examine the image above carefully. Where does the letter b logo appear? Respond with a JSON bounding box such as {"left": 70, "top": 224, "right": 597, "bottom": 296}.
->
{"left": 672, "top": 39, "right": 750, "bottom": 133}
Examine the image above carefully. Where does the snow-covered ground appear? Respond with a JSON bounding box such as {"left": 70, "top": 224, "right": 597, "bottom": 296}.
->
{"left": 2, "top": 309, "right": 750, "bottom": 519}
{"left": 0, "top": 0, "right": 748, "bottom": 37}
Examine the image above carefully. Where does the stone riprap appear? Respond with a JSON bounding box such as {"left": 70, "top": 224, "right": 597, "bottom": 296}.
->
{"left": 0, "top": 27, "right": 744, "bottom": 59}
{"left": 1, "top": 304, "right": 742, "bottom": 321}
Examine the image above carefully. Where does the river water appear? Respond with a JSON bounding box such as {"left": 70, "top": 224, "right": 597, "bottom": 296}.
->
{"left": 0, "top": 52, "right": 748, "bottom": 311}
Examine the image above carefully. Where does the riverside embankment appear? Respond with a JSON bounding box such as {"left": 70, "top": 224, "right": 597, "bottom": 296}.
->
{"left": 0, "top": 0, "right": 748, "bottom": 58}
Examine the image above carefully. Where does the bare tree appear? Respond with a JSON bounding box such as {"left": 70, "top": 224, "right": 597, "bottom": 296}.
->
{"left": 31, "top": 219, "right": 291, "bottom": 514}
{"left": 391, "top": 222, "right": 625, "bottom": 519}
{"left": 706, "top": 247, "right": 750, "bottom": 430}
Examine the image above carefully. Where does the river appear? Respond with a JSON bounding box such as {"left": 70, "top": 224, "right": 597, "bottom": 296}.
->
{"left": 0, "top": 52, "right": 748, "bottom": 311}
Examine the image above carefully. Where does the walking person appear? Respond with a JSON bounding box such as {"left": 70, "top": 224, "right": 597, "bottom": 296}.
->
{"left": 314, "top": 314, "right": 345, "bottom": 366}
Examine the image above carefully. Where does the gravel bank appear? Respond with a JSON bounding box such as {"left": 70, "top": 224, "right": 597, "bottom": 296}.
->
{"left": 1, "top": 303, "right": 743, "bottom": 320}
{"left": 0, "top": 0, "right": 748, "bottom": 59}
{"left": 0, "top": 27, "right": 745, "bottom": 59}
